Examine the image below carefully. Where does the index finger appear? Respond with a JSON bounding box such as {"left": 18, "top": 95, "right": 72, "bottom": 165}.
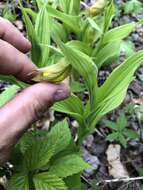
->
{"left": 0, "top": 17, "right": 31, "bottom": 53}
{"left": 0, "top": 39, "right": 36, "bottom": 82}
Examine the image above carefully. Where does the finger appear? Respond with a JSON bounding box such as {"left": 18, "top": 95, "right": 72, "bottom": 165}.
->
{"left": 0, "top": 82, "right": 70, "bottom": 164}
{"left": 0, "top": 17, "right": 31, "bottom": 53}
{"left": 0, "top": 39, "right": 36, "bottom": 81}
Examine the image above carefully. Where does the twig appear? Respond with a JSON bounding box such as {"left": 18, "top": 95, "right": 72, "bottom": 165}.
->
{"left": 97, "top": 176, "right": 143, "bottom": 186}
{"left": 81, "top": 175, "right": 92, "bottom": 186}
{"left": 80, "top": 2, "right": 89, "bottom": 8}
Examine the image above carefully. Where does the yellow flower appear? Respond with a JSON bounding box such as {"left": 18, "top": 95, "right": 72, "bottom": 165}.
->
{"left": 32, "top": 59, "right": 71, "bottom": 83}
{"left": 88, "top": 0, "right": 107, "bottom": 16}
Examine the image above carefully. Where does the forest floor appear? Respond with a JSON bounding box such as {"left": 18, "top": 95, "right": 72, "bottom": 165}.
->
{"left": 0, "top": 0, "right": 143, "bottom": 190}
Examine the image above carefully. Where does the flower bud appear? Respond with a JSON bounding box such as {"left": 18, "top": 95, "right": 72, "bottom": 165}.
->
{"left": 32, "top": 59, "right": 71, "bottom": 83}
{"left": 88, "top": 0, "right": 107, "bottom": 16}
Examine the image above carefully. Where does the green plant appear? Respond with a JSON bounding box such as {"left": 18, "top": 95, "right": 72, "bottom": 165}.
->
{"left": 104, "top": 113, "right": 139, "bottom": 148}
{"left": 123, "top": 0, "right": 143, "bottom": 14}
{"left": 0, "top": 2, "right": 17, "bottom": 22}
{"left": 7, "top": 119, "right": 90, "bottom": 190}
{"left": 0, "top": 0, "right": 143, "bottom": 189}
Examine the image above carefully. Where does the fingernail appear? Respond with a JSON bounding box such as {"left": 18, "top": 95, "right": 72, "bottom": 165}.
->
{"left": 53, "top": 89, "right": 69, "bottom": 101}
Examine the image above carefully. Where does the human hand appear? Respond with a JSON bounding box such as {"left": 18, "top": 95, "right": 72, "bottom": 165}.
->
{"left": 0, "top": 18, "right": 70, "bottom": 165}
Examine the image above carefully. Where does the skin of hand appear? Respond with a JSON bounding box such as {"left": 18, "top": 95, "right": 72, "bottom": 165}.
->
{"left": 0, "top": 17, "right": 70, "bottom": 165}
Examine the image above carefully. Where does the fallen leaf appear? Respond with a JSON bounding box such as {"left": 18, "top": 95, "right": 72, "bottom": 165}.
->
{"left": 106, "top": 144, "right": 129, "bottom": 178}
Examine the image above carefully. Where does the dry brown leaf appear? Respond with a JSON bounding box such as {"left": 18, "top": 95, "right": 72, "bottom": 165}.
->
{"left": 106, "top": 144, "right": 129, "bottom": 178}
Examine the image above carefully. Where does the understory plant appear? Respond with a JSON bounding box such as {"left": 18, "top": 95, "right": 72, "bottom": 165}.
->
{"left": 0, "top": 0, "right": 143, "bottom": 189}
{"left": 104, "top": 113, "right": 139, "bottom": 148}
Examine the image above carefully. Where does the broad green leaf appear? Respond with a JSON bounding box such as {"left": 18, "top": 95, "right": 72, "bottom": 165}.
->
{"left": 117, "top": 113, "right": 127, "bottom": 130}
{"left": 49, "top": 154, "right": 90, "bottom": 178}
{"left": 103, "top": 0, "right": 115, "bottom": 32}
{"left": 70, "top": 0, "right": 80, "bottom": 15}
{"left": 103, "top": 120, "right": 118, "bottom": 131}
{"left": 124, "top": 0, "right": 143, "bottom": 14}
{"left": 2, "top": 6, "right": 16, "bottom": 22}
{"left": 106, "top": 132, "right": 118, "bottom": 142}
{"left": 47, "top": 119, "right": 71, "bottom": 154}
{"left": 59, "top": 0, "right": 80, "bottom": 15}
{"left": 87, "top": 18, "right": 102, "bottom": 34}
{"left": 81, "top": 184, "right": 88, "bottom": 190}
{"left": 23, "top": 8, "right": 37, "bottom": 23}
{"left": 120, "top": 41, "right": 135, "bottom": 58}
{"left": 46, "top": 5, "right": 80, "bottom": 34}
{"left": 59, "top": 0, "right": 71, "bottom": 13}
{"left": 124, "top": 129, "right": 139, "bottom": 139}
{"left": 70, "top": 81, "right": 86, "bottom": 93}
{"left": 35, "top": 5, "right": 50, "bottom": 67}
{"left": 95, "top": 40, "right": 121, "bottom": 68}
{"left": 65, "top": 174, "right": 81, "bottom": 190}
{"left": 18, "top": 131, "right": 36, "bottom": 154}
{"left": 55, "top": 40, "right": 98, "bottom": 110}
{"left": 7, "top": 173, "right": 29, "bottom": 190}
{"left": 21, "top": 6, "right": 41, "bottom": 66}
{"left": 53, "top": 94, "right": 84, "bottom": 124}
{"left": 33, "top": 173, "right": 67, "bottom": 190}
{"left": 97, "top": 51, "right": 143, "bottom": 103}
{"left": 67, "top": 40, "right": 92, "bottom": 56}
{"left": 118, "top": 134, "right": 127, "bottom": 148}
{"left": 81, "top": 22, "right": 97, "bottom": 45}
{"left": 36, "top": 0, "right": 44, "bottom": 9}
{"left": 50, "top": 20, "right": 67, "bottom": 42}
{"left": 0, "top": 75, "right": 26, "bottom": 88}
{"left": 0, "top": 85, "right": 20, "bottom": 107}
{"left": 24, "top": 138, "right": 55, "bottom": 171}
{"left": 87, "top": 50, "right": 143, "bottom": 128}
{"left": 102, "top": 23, "right": 135, "bottom": 45}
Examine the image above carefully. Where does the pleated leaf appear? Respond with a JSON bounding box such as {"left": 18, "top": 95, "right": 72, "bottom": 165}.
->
{"left": 53, "top": 94, "right": 84, "bottom": 124}
{"left": 0, "top": 75, "right": 26, "bottom": 88}
{"left": 102, "top": 23, "right": 135, "bottom": 44}
{"left": 59, "top": 0, "right": 71, "bottom": 13}
{"left": 103, "top": 0, "right": 115, "bottom": 32}
{"left": 67, "top": 40, "right": 92, "bottom": 55}
{"left": 87, "top": 50, "right": 143, "bottom": 128}
{"left": 24, "top": 138, "right": 55, "bottom": 171}
{"left": 35, "top": 5, "right": 50, "bottom": 67}
{"left": 33, "top": 173, "right": 67, "bottom": 190}
{"left": 64, "top": 174, "right": 81, "bottom": 190}
{"left": 47, "top": 119, "right": 71, "bottom": 155}
{"left": 46, "top": 5, "right": 80, "bottom": 34}
{"left": 7, "top": 173, "right": 29, "bottom": 190}
{"left": 50, "top": 20, "right": 67, "bottom": 42}
{"left": 71, "top": 0, "right": 80, "bottom": 15}
{"left": 59, "top": 0, "right": 80, "bottom": 15}
{"left": 49, "top": 154, "right": 90, "bottom": 178}
{"left": 95, "top": 40, "right": 121, "bottom": 68}
{"left": 23, "top": 8, "right": 37, "bottom": 23}
{"left": 21, "top": 7, "right": 41, "bottom": 66}
{"left": 36, "top": 0, "right": 44, "bottom": 9}
{"left": 55, "top": 40, "right": 98, "bottom": 110}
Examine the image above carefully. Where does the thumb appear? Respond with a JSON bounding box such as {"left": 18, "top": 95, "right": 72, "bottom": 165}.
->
{"left": 0, "top": 82, "right": 70, "bottom": 164}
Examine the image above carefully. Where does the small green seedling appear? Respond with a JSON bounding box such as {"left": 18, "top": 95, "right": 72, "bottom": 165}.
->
{"left": 104, "top": 113, "right": 139, "bottom": 148}
{"left": 123, "top": 0, "right": 143, "bottom": 14}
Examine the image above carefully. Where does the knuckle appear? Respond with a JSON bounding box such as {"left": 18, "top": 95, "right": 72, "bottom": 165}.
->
{"left": 24, "top": 89, "right": 47, "bottom": 121}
